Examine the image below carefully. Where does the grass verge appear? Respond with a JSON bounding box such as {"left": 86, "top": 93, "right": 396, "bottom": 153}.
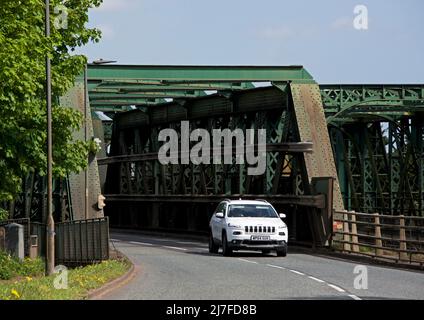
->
{"left": 0, "top": 251, "right": 45, "bottom": 280}
{"left": 0, "top": 252, "right": 131, "bottom": 300}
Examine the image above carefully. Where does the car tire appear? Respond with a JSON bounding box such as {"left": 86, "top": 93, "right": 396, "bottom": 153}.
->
{"left": 222, "top": 232, "right": 233, "bottom": 256}
{"left": 276, "top": 246, "right": 287, "bottom": 257}
{"left": 209, "top": 231, "right": 219, "bottom": 254}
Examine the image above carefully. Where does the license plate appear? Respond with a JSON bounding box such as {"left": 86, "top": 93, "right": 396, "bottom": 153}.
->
{"left": 251, "top": 235, "right": 270, "bottom": 241}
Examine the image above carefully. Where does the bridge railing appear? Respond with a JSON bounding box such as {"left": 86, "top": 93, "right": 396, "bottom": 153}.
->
{"left": 55, "top": 217, "right": 110, "bottom": 266}
{"left": 0, "top": 217, "right": 110, "bottom": 266}
{"left": 333, "top": 210, "right": 424, "bottom": 268}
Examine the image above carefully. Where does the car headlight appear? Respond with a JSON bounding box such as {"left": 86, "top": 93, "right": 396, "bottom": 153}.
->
{"left": 228, "top": 223, "right": 242, "bottom": 229}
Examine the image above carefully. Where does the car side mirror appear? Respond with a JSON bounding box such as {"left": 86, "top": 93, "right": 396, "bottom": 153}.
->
{"left": 279, "top": 213, "right": 286, "bottom": 219}
{"left": 216, "top": 212, "right": 224, "bottom": 218}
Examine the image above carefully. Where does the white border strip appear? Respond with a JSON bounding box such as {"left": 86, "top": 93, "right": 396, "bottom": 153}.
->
{"left": 162, "top": 246, "right": 188, "bottom": 251}
{"left": 327, "top": 284, "right": 346, "bottom": 293}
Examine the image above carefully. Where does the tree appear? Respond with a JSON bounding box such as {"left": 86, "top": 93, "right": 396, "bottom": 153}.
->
{"left": 0, "top": 0, "right": 102, "bottom": 201}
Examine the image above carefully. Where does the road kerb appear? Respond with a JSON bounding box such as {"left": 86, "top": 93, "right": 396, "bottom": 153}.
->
{"left": 88, "top": 254, "right": 137, "bottom": 300}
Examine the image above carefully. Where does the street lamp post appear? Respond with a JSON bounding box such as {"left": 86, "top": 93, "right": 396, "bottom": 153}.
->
{"left": 84, "top": 64, "right": 88, "bottom": 220}
{"left": 45, "top": 0, "right": 55, "bottom": 276}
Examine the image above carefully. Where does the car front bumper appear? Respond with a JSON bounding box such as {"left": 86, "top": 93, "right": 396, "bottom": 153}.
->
{"left": 227, "top": 238, "right": 287, "bottom": 251}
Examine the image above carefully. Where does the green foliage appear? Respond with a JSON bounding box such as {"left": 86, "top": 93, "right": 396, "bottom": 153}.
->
{"left": 0, "top": 0, "right": 103, "bottom": 201}
{"left": 88, "top": 137, "right": 102, "bottom": 155}
{"left": 0, "top": 251, "right": 44, "bottom": 280}
{"left": 0, "top": 208, "right": 8, "bottom": 221}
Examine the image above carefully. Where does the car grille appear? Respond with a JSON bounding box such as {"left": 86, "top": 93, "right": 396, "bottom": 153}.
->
{"left": 244, "top": 226, "right": 275, "bottom": 233}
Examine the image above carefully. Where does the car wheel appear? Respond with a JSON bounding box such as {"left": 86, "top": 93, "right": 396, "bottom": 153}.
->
{"left": 276, "top": 246, "right": 287, "bottom": 257}
{"left": 209, "top": 231, "right": 219, "bottom": 254}
{"left": 222, "top": 232, "right": 233, "bottom": 256}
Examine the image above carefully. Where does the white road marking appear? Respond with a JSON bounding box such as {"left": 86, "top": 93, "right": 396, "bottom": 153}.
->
{"left": 259, "top": 261, "right": 356, "bottom": 299}
{"left": 266, "top": 264, "right": 286, "bottom": 270}
{"left": 289, "top": 269, "right": 305, "bottom": 276}
{"left": 327, "top": 284, "right": 346, "bottom": 293}
{"left": 162, "top": 246, "right": 188, "bottom": 251}
{"left": 238, "top": 258, "right": 258, "bottom": 264}
{"left": 176, "top": 241, "right": 201, "bottom": 245}
{"left": 129, "top": 241, "right": 153, "bottom": 246}
{"left": 196, "top": 247, "right": 209, "bottom": 251}
{"left": 308, "top": 276, "right": 325, "bottom": 283}
{"left": 114, "top": 235, "right": 364, "bottom": 300}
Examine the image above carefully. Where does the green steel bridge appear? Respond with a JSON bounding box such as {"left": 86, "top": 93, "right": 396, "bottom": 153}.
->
{"left": 9, "top": 64, "right": 424, "bottom": 246}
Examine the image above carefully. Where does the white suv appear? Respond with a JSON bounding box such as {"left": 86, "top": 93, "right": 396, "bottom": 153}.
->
{"left": 209, "top": 199, "right": 288, "bottom": 257}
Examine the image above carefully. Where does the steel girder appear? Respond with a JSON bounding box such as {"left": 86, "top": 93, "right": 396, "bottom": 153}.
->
{"left": 102, "top": 85, "right": 335, "bottom": 243}
{"left": 87, "top": 64, "right": 314, "bottom": 112}
{"left": 89, "top": 81, "right": 424, "bottom": 116}
{"left": 322, "top": 84, "right": 424, "bottom": 123}
{"left": 88, "top": 66, "right": 424, "bottom": 228}
{"left": 329, "top": 119, "right": 424, "bottom": 217}
{"left": 8, "top": 173, "right": 72, "bottom": 222}
{"left": 105, "top": 89, "right": 305, "bottom": 197}
{"left": 87, "top": 64, "right": 314, "bottom": 83}
{"left": 320, "top": 84, "right": 424, "bottom": 217}
{"left": 322, "top": 85, "right": 424, "bottom": 216}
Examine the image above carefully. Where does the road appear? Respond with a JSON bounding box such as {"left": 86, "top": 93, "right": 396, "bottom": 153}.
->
{"left": 100, "top": 231, "right": 424, "bottom": 300}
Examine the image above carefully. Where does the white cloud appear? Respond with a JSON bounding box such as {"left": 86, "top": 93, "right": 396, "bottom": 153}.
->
{"left": 331, "top": 17, "right": 353, "bottom": 30}
{"left": 95, "top": 0, "right": 137, "bottom": 12}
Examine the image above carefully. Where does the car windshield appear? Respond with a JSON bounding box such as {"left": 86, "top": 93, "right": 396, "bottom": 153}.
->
{"left": 227, "top": 204, "right": 278, "bottom": 218}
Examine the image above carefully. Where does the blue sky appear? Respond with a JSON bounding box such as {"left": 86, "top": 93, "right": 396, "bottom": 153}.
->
{"left": 77, "top": 0, "right": 424, "bottom": 83}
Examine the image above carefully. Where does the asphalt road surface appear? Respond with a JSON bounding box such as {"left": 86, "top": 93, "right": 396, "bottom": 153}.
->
{"left": 100, "top": 231, "right": 424, "bottom": 300}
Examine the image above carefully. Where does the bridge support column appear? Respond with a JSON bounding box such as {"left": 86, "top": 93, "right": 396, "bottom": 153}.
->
{"left": 60, "top": 80, "right": 104, "bottom": 220}
{"left": 290, "top": 83, "right": 344, "bottom": 211}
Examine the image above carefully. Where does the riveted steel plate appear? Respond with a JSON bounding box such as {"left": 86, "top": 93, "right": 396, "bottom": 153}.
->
{"left": 290, "top": 83, "right": 344, "bottom": 211}
{"left": 60, "top": 81, "right": 104, "bottom": 220}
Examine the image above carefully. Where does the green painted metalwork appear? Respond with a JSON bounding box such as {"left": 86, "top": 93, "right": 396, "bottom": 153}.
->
{"left": 89, "top": 90, "right": 207, "bottom": 101}
{"left": 84, "top": 65, "right": 424, "bottom": 227}
{"left": 89, "top": 82, "right": 255, "bottom": 91}
{"left": 90, "top": 83, "right": 424, "bottom": 116}
{"left": 90, "top": 98, "right": 167, "bottom": 107}
{"left": 87, "top": 64, "right": 312, "bottom": 111}
{"left": 329, "top": 119, "right": 424, "bottom": 217}
{"left": 321, "top": 84, "right": 424, "bottom": 123}
{"left": 87, "top": 64, "right": 315, "bottom": 83}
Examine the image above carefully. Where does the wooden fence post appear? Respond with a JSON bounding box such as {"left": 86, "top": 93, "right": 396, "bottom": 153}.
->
{"left": 399, "top": 215, "right": 408, "bottom": 261}
{"left": 350, "top": 211, "right": 359, "bottom": 253}
{"left": 343, "top": 211, "right": 351, "bottom": 252}
{"left": 374, "top": 213, "right": 383, "bottom": 257}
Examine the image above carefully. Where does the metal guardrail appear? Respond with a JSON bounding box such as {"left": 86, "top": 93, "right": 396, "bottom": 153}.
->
{"left": 0, "top": 217, "right": 110, "bottom": 266}
{"left": 333, "top": 210, "right": 424, "bottom": 267}
{"left": 55, "top": 217, "right": 110, "bottom": 266}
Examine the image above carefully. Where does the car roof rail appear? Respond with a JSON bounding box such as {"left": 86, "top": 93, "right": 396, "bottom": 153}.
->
{"left": 255, "top": 199, "right": 269, "bottom": 203}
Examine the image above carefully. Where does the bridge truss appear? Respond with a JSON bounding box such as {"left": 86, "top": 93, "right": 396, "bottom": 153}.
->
{"left": 88, "top": 66, "right": 424, "bottom": 218}
{"left": 8, "top": 65, "right": 423, "bottom": 247}
{"left": 322, "top": 85, "right": 424, "bottom": 216}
